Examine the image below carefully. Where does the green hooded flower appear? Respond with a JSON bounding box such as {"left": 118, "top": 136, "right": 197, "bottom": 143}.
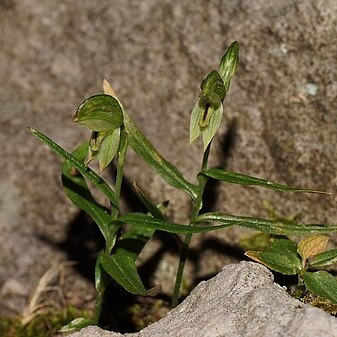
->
{"left": 73, "top": 92, "right": 123, "bottom": 172}
{"left": 189, "top": 41, "right": 239, "bottom": 151}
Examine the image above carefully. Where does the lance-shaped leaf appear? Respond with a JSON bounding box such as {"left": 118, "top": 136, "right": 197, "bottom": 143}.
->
{"left": 310, "top": 249, "right": 337, "bottom": 267}
{"left": 98, "top": 251, "right": 159, "bottom": 296}
{"left": 245, "top": 238, "right": 301, "bottom": 275}
{"left": 123, "top": 111, "right": 198, "bottom": 201}
{"left": 197, "top": 212, "right": 337, "bottom": 236}
{"left": 74, "top": 94, "right": 123, "bottom": 132}
{"left": 117, "top": 212, "right": 243, "bottom": 234}
{"left": 304, "top": 271, "right": 337, "bottom": 304}
{"left": 61, "top": 142, "right": 114, "bottom": 241}
{"left": 219, "top": 41, "right": 239, "bottom": 92}
{"left": 297, "top": 235, "right": 329, "bottom": 262}
{"left": 131, "top": 184, "right": 183, "bottom": 249}
{"left": 58, "top": 318, "right": 95, "bottom": 333}
{"left": 97, "top": 203, "right": 168, "bottom": 296}
{"left": 132, "top": 183, "right": 167, "bottom": 220}
{"left": 200, "top": 168, "right": 329, "bottom": 194}
{"left": 29, "top": 128, "right": 118, "bottom": 208}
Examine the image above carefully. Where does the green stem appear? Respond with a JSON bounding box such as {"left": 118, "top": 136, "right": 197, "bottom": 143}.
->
{"left": 171, "top": 143, "right": 211, "bottom": 307}
{"left": 93, "top": 288, "right": 104, "bottom": 323}
{"left": 105, "top": 127, "right": 128, "bottom": 253}
{"left": 293, "top": 273, "right": 306, "bottom": 299}
{"left": 110, "top": 126, "right": 127, "bottom": 220}
{"left": 96, "top": 126, "right": 128, "bottom": 324}
{"left": 93, "top": 257, "right": 111, "bottom": 325}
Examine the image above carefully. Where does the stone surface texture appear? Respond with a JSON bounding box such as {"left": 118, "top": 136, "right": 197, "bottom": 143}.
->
{"left": 69, "top": 262, "right": 337, "bottom": 337}
{"left": 1, "top": 0, "right": 337, "bottom": 316}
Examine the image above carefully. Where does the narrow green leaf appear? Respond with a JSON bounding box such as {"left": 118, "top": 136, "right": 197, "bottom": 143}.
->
{"left": 123, "top": 112, "right": 198, "bottom": 201}
{"left": 98, "top": 203, "right": 169, "bottom": 296}
{"left": 61, "top": 142, "right": 113, "bottom": 241}
{"left": 117, "top": 202, "right": 169, "bottom": 249}
{"left": 202, "top": 103, "right": 223, "bottom": 151}
{"left": 304, "top": 271, "right": 337, "bottom": 304}
{"left": 98, "top": 251, "right": 158, "bottom": 296}
{"left": 197, "top": 212, "right": 337, "bottom": 235}
{"left": 58, "top": 317, "right": 95, "bottom": 333}
{"left": 219, "top": 41, "right": 239, "bottom": 92}
{"left": 28, "top": 128, "right": 118, "bottom": 208}
{"left": 98, "top": 127, "right": 120, "bottom": 172}
{"left": 245, "top": 238, "right": 301, "bottom": 275}
{"left": 132, "top": 183, "right": 167, "bottom": 220}
{"left": 124, "top": 204, "right": 170, "bottom": 243}
{"left": 201, "top": 168, "right": 329, "bottom": 194}
{"left": 310, "top": 249, "right": 337, "bottom": 267}
{"left": 118, "top": 212, "right": 238, "bottom": 234}
{"left": 96, "top": 226, "right": 154, "bottom": 296}
{"left": 74, "top": 94, "right": 123, "bottom": 132}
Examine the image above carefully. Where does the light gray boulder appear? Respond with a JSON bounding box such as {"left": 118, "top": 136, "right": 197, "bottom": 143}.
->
{"left": 69, "top": 262, "right": 337, "bottom": 337}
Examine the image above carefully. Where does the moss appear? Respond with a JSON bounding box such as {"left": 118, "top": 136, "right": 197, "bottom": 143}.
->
{"left": 127, "top": 299, "right": 170, "bottom": 331}
{"left": 300, "top": 292, "right": 337, "bottom": 316}
{"left": 0, "top": 306, "right": 91, "bottom": 337}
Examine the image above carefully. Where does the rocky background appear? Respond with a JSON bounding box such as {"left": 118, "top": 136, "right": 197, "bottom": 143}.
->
{"left": 1, "top": 0, "right": 337, "bottom": 319}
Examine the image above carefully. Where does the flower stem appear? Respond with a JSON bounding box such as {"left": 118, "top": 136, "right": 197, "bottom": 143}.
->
{"left": 96, "top": 127, "right": 128, "bottom": 323}
{"left": 111, "top": 126, "right": 127, "bottom": 220}
{"left": 93, "top": 288, "right": 104, "bottom": 323}
{"left": 171, "top": 143, "right": 211, "bottom": 307}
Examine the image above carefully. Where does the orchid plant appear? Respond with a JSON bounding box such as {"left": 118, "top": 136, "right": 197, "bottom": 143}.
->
{"left": 29, "top": 41, "right": 337, "bottom": 332}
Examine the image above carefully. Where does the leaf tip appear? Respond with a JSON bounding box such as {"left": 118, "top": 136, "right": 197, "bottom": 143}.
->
{"left": 27, "top": 126, "right": 36, "bottom": 134}
{"left": 146, "top": 285, "right": 161, "bottom": 297}
{"left": 244, "top": 251, "right": 265, "bottom": 265}
{"left": 103, "top": 78, "right": 118, "bottom": 98}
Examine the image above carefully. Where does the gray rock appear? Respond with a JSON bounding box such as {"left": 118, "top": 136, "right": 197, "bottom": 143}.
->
{"left": 69, "top": 262, "right": 337, "bottom": 337}
{"left": 2, "top": 0, "right": 337, "bottom": 316}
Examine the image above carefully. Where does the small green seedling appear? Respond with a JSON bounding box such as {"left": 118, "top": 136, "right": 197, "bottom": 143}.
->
{"left": 245, "top": 235, "right": 337, "bottom": 305}
{"left": 29, "top": 41, "right": 337, "bottom": 332}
